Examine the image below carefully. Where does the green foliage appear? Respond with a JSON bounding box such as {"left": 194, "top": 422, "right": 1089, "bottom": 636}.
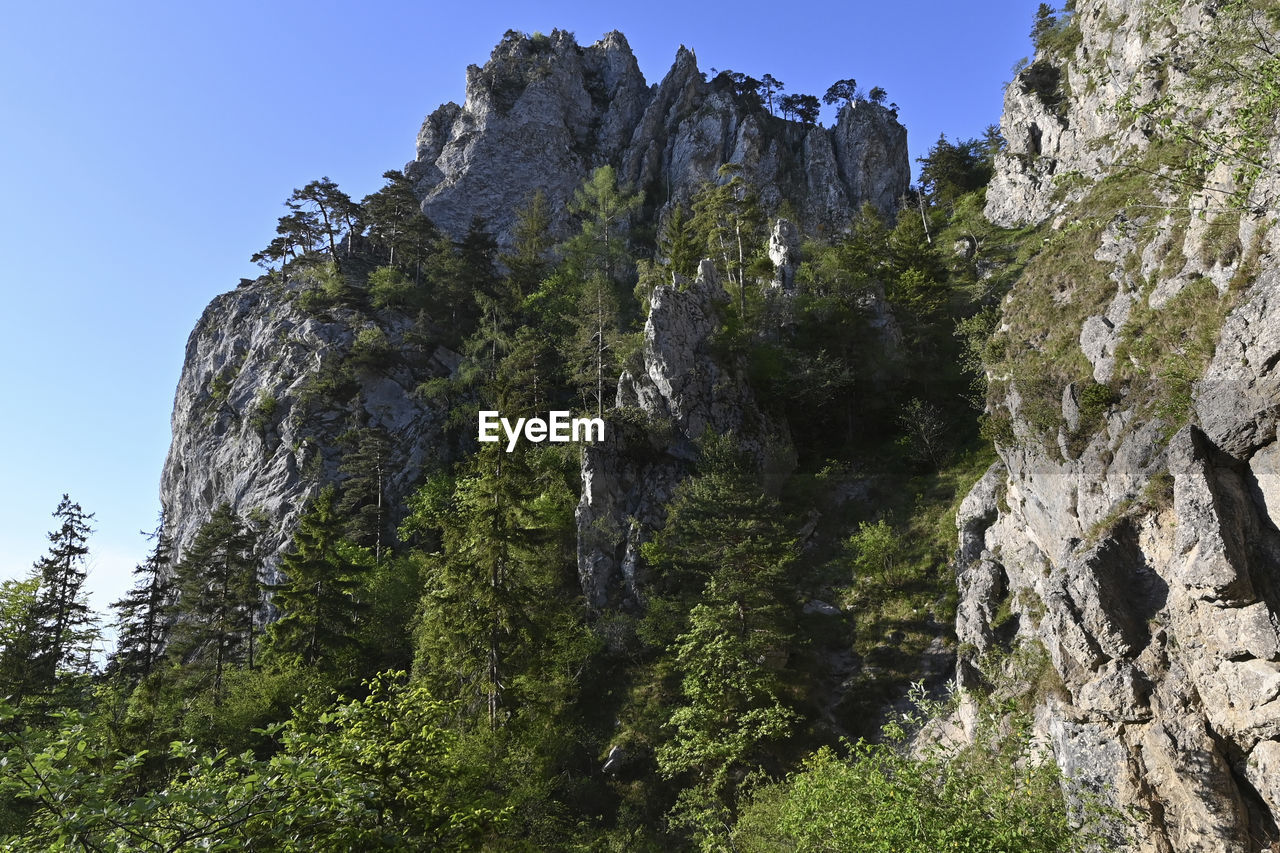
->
{"left": 917, "top": 135, "right": 994, "bottom": 211}
{"left": 0, "top": 674, "right": 505, "bottom": 851}
{"left": 1114, "top": 276, "right": 1236, "bottom": 434}
{"left": 247, "top": 389, "right": 278, "bottom": 434}
{"left": 368, "top": 264, "right": 416, "bottom": 309}
{"left": 166, "top": 504, "right": 261, "bottom": 706}
{"left": 266, "top": 486, "right": 369, "bottom": 671}
{"left": 847, "top": 519, "right": 902, "bottom": 584}
{"left": 733, "top": 686, "right": 1096, "bottom": 852}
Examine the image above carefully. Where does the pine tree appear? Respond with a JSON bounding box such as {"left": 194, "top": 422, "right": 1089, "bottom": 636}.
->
{"left": 361, "top": 169, "right": 435, "bottom": 269}
{"left": 659, "top": 203, "right": 701, "bottom": 279}
{"left": 289, "top": 178, "right": 361, "bottom": 272}
{"left": 28, "top": 495, "right": 98, "bottom": 688}
{"left": 108, "top": 517, "right": 174, "bottom": 683}
{"left": 168, "top": 504, "right": 260, "bottom": 705}
{"left": 503, "top": 189, "right": 555, "bottom": 299}
{"left": 266, "top": 486, "right": 367, "bottom": 669}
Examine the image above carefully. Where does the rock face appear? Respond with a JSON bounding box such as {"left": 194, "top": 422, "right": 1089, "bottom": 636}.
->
{"left": 407, "top": 30, "right": 909, "bottom": 246}
{"left": 162, "top": 29, "right": 907, "bottom": 589}
{"left": 577, "top": 261, "right": 777, "bottom": 608}
{"left": 161, "top": 276, "right": 456, "bottom": 567}
{"left": 958, "top": 1, "right": 1280, "bottom": 849}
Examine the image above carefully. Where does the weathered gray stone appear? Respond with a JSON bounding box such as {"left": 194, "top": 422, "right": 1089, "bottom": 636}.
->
{"left": 161, "top": 276, "right": 455, "bottom": 569}
{"left": 768, "top": 218, "right": 800, "bottom": 290}
{"left": 407, "top": 31, "right": 909, "bottom": 247}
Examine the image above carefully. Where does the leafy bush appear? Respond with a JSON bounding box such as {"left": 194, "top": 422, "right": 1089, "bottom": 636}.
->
{"left": 369, "top": 265, "right": 417, "bottom": 309}
{"left": 733, "top": 686, "right": 1100, "bottom": 852}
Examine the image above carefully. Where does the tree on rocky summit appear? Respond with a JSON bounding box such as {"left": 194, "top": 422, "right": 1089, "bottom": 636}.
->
{"left": 289, "top": 178, "right": 361, "bottom": 272}
{"left": 759, "top": 74, "right": 785, "bottom": 115}
{"left": 823, "top": 78, "right": 859, "bottom": 108}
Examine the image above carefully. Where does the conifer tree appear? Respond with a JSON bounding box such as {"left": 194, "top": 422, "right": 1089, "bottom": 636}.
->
{"left": 412, "top": 443, "right": 575, "bottom": 729}
{"left": 337, "top": 427, "right": 392, "bottom": 562}
{"left": 361, "top": 169, "right": 435, "bottom": 269}
{"left": 659, "top": 203, "right": 701, "bottom": 279}
{"left": 289, "top": 178, "right": 360, "bottom": 272}
{"left": 564, "top": 166, "right": 642, "bottom": 416}
{"left": 643, "top": 436, "right": 798, "bottom": 837}
{"left": 168, "top": 504, "right": 260, "bottom": 704}
{"left": 691, "top": 164, "right": 763, "bottom": 314}
{"left": 503, "top": 189, "right": 555, "bottom": 298}
{"left": 266, "top": 486, "right": 366, "bottom": 669}
{"left": 28, "top": 495, "right": 98, "bottom": 688}
{"left": 108, "top": 517, "right": 174, "bottom": 682}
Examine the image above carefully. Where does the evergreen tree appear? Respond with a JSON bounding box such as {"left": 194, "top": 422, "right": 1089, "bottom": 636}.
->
{"left": 503, "top": 189, "right": 555, "bottom": 299}
{"left": 108, "top": 517, "right": 174, "bottom": 683}
{"left": 643, "top": 435, "right": 798, "bottom": 841}
{"left": 168, "top": 504, "right": 260, "bottom": 705}
{"left": 692, "top": 164, "right": 763, "bottom": 314}
{"left": 289, "top": 178, "right": 361, "bottom": 272}
{"left": 412, "top": 444, "right": 577, "bottom": 729}
{"left": 361, "top": 169, "right": 435, "bottom": 269}
{"left": 564, "top": 165, "right": 642, "bottom": 416}
{"left": 28, "top": 495, "right": 98, "bottom": 688}
{"left": 822, "top": 78, "right": 859, "bottom": 108}
{"left": 266, "top": 486, "right": 367, "bottom": 669}
{"left": 337, "top": 427, "right": 393, "bottom": 562}
{"left": 659, "top": 203, "right": 701, "bottom": 279}
{"left": 758, "top": 74, "right": 785, "bottom": 115}
{"left": 792, "top": 93, "right": 821, "bottom": 125}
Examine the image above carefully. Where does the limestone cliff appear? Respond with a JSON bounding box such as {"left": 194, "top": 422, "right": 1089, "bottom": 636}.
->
{"left": 161, "top": 274, "right": 457, "bottom": 566}
{"left": 163, "top": 29, "right": 909, "bottom": 580}
{"left": 958, "top": 1, "right": 1280, "bottom": 849}
{"left": 407, "top": 29, "right": 909, "bottom": 246}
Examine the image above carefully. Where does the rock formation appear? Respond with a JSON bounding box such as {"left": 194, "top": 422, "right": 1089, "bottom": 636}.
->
{"left": 576, "top": 260, "right": 777, "bottom": 608}
{"left": 161, "top": 275, "right": 457, "bottom": 566}
{"left": 957, "top": 1, "right": 1280, "bottom": 849}
{"left": 163, "top": 30, "right": 909, "bottom": 579}
{"left": 407, "top": 30, "right": 909, "bottom": 246}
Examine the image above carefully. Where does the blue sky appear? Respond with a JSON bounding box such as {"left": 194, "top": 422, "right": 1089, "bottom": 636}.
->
{"left": 0, "top": 0, "right": 1042, "bottom": 624}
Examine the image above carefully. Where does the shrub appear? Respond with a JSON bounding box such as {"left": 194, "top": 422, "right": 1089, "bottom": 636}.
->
{"left": 733, "top": 684, "right": 1103, "bottom": 852}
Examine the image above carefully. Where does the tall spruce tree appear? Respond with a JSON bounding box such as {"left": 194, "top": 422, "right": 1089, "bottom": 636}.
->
{"left": 564, "top": 165, "right": 641, "bottom": 416}
{"left": 412, "top": 443, "right": 574, "bottom": 729}
{"left": 643, "top": 436, "right": 798, "bottom": 838}
{"left": 266, "top": 486, "right": 366, "bottom": 669}
{"left": 108, "top": 518, "right": 174, "bottom": 682}
{"left": 28, "top": 495, "right": 98, "bottom": 688}
{"left": 337, "top": 427, "right": 392, "bottom": 562}
{"left": 168, "top": 504, "right": 260, "bottom": 705}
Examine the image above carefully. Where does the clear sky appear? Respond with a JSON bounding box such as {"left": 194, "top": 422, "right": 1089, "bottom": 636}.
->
{"left": 0, "top": 0, "right": 1042, "bottom": 627}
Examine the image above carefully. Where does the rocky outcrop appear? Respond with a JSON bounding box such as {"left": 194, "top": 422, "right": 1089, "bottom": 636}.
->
{"left": 407, "top": 30, "right": 909, "bottom": 246}
{"left": 960, "top": 0, "right": 1280, "bottom": 848}
{"left": 577, "top": 261, "right": 779, "bottom": 608}
{"left": 985, "top": 0, "right": 1245, "bottom": 228}
{"left": 161, "top": 276, "right": 456, "bottom": 568}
